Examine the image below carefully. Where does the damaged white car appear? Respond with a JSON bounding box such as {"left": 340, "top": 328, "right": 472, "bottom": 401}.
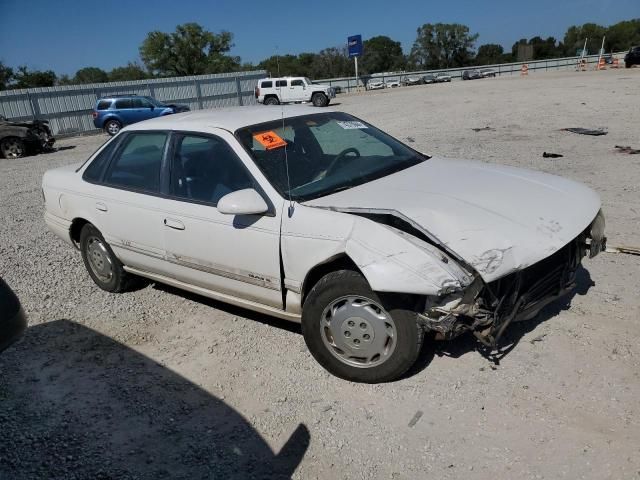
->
{"left": 42, "top": 106, "right": 606, "bottom": 383}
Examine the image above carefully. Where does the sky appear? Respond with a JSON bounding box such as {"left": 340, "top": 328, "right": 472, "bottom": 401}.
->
{"left": 0, "top": 0, "right": 638, "bottom": 75}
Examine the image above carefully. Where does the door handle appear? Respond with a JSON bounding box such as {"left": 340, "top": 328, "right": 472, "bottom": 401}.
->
{"left": 164, "top": 218, "right": 185, "bottom": 231}
{"left": 95, "top": 202, "right": 108, "bottom": 212}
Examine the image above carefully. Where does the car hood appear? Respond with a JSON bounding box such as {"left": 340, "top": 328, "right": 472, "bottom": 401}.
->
{"left": 304, "top": 157, "right": 601, "bottom": 282}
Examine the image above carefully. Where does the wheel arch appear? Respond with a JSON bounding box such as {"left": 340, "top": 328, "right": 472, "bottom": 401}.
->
{"left": 301, "top": 254, "right": 363, "bottom": 305}
{"left": 70, "top": 217, "right": 91, "bottom": 248}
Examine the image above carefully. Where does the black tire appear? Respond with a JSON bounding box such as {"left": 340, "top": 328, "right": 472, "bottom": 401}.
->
{"left": 1, "top": 137, "right": 26, "bottom": 159}
{"left": 79, "top": 224, "right": 131, "bottom": 293}
{"left": 625, "top": 62, "right": 631, "bottom": 69}
{"left": 302, "top": 270, "right": 424, "bottom": 383}
{"left": 311, "top": 93, "right": 328, "bottom": 107}
{"left": 264, "top": 96, "right": 279, "bottom": 106}
{"left": 104, "top": 119, "right": 122, "bottom": 136}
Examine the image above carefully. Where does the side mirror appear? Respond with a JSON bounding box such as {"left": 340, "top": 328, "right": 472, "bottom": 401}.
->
{"left": 217, "top": 189, "right": 269, "bottom": 216}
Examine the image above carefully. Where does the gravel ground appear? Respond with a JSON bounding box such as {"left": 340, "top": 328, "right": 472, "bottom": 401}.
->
{"left": 1, "top": 69, "right": 639, "bottom": 480}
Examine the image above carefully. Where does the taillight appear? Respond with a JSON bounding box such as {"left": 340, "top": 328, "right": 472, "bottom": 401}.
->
{"left": 254, "top": 87, "right": 259, "bottom": 98}
{"left": 92, "top": 111, "right": 98, "bottom": 119}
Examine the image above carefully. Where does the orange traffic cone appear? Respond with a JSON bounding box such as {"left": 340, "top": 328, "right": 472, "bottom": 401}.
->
{"left": 611, "top": 57, "right": 619, "bottom": 68}
{"left": 596, "top": 57, "right": 606, "bottom": 70}
{"left": 520, "top": 64, "right": 529, "bottom": 76}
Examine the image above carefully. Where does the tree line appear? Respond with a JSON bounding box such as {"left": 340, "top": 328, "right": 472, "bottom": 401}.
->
{"left": 1, "top": 19, "right": 638, "bottom": 90}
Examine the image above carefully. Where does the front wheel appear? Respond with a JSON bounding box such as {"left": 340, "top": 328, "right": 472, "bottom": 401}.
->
{"left": 1, "top": 137, "right": 25, "bottom": 159}
{"left": 302, "top": 270, "right": 424, "bottom": 383}
{"left": 311, "top": 93, "right": 328, "bottom": 107}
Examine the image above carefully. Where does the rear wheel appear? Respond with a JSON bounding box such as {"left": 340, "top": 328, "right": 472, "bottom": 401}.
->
{"left": 311, "top": 93, "right": 328, "bottom": 107}
{"left": 264, "top": 96, "right": 279, "bottom": 105}
{"left": 302, "top": 270, "right": 424, "bottom": 383}
{"left": 1, "top": 137, "right": 25, "bottom": 159}
{"left": 80, "top": 224, "right": 131, "bottom": 292}
{"left": 104, "top": 119, "right": 122, "bottom": 136}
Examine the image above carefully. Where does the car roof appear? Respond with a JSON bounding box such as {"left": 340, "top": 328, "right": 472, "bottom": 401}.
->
{"left": 124, "top": 105, "right": 333, "bottom": 133}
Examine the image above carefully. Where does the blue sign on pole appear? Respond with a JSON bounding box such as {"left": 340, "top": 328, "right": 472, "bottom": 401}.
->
{"left": 348, "top": 35, "right": 363, "bottom": 58}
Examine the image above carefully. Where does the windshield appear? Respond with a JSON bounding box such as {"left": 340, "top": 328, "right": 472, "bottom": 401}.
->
{"left": 235, "top": 112, "right": 428, "bottom": 202}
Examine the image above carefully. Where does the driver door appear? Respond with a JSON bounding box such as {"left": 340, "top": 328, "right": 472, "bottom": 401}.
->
{"left": 288, "top": 79, "right": 307, "bottom": 102}
{"left": 162, "top": 132, "right": 284, "bottom": 307}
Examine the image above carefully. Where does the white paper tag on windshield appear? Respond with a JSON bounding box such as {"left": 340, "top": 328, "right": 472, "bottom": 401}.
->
{"left": 336, "top": 121, "right": 368, "bottom": 129}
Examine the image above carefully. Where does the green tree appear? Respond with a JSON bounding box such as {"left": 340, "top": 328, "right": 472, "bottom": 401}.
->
{"left": 108, "top": 62, "right": 149, "bottom": 81}
{"left": 73, "top": 67, "right": 108, "bottom": 84}
{"left": 140, "top": 23, "right": 239, "bottom": 76}
{"left": 475, "top": 44, "right": 505, "bottom": 65}
{"left": 12, "top": 66, "right": 57, "bottom": 89}
{"left": 409, "top": 23, "right": 478, "bottom": 69}
{"left": 604, "top": 19, "right": 640, "bottom": 52}
{"left": 360, "top": 36, "right": 405, "bottom": 74}
{"left": 0, "top": 62, "right": 13, "bottom": 90}
{"left": 311, "top": 47, "right": 351, "bottom": 78}
{"left": 563, "top": 23, "right": 607, "bottom": 55}
{"left": 257, "top": 54, "right": 302, "bottom": 77}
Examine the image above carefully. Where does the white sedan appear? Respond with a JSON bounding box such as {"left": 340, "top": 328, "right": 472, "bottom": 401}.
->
{"left": 43, "top": 106, "right": 606, "bottom": 383}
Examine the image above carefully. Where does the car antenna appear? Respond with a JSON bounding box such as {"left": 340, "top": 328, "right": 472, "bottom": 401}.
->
{"left": 276, "top": 46, "right": 295, "bottom": 217}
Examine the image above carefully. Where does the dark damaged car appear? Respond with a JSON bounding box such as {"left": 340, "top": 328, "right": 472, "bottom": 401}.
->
{"left": 0, "top": 115, "right": 55, "bottom": 159}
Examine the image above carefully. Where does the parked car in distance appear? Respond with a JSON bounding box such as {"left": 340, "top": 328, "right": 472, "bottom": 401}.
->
{"left": 93, "top": 95, "right": 189, "bottom": 136}
{"left": 42, "top": 106, "right": 606, "bottom": 383}
{"left": 624, "top": 46, "right": 640, "bottom": 68}
{"left": 422, "top": 74, "right": 437, "bottom": 84}
{"left": 435, "top": 73, "right": 452, "bottom": 82}
{"left": 385, "top": 80, "right": 401, "bottom": 88}
{"left": 462, "top": 69, "right": 482, "bottom": 80}
{"left": 255, "top": 77, "right": 334, "bottom": 107}
{"left": 367, "top": 80, "right": 385, "bottom": 90}
{"left": 0, "top": 277, "right": 27, "bottom": 352}
{"left": 402, "top": 76, "right": 423, "bottom": 86}
{"left": 0, "top": 115, "right": 55, "bottom": 159}
{"left": 480, "top": 69, "right": 497, "bottom": 78}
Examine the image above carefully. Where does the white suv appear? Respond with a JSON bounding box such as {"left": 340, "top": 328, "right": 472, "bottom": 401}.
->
{"left": 255, "top": 77, "right": 335, "bottom": 107}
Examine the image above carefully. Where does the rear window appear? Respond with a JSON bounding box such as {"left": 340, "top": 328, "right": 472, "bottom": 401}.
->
{"left": 261, "top": 80, "right": 273, "bottom": 88}
{"left": 114, "top": 99, "right": 133, "bottom": 109}
{"left": 96, "top": 100, "right": 112, "bottom": 110}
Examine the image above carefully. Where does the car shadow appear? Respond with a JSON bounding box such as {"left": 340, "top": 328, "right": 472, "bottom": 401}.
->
{"left": 151, "top": 282, "right": 302, "bottom": 335}
{"left": 0, "top": 320, "right": 309, "bottom": 479}
{"left": 433, "top": 266, "right": 595, "bottom": 365}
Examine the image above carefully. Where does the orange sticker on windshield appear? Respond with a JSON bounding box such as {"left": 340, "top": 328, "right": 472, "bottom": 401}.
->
{"left": 254, "top": 131, "right": 287, "bottom": 150}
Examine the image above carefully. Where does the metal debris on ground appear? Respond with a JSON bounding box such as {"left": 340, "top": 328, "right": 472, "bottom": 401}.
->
{"left": 543, "top": 152, "right": 563, "bottom": 158}
{"left": 562, "top": 128, "right": 607, "bottom": 136}
{"left": 530, "top": 333, "right": 547, "bottom": 344}
{"left": 471, "top": 126, "right": 495, "bottom": 132}
{"left": 614, "top": 145, "right": 640, "bottom": 154}
{"left": 605, "top": 245, "right": 640, "bottom": 256}
{"left": 408, "top": 410, "right": 424, "bottom": 428}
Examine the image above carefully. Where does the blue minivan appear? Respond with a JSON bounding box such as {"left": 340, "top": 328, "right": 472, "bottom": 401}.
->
{"left": 92, "top": 95, "right": 190, "bottom": 136}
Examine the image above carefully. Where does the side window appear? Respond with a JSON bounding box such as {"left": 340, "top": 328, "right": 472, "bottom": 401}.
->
{"left": 261, "top": 81, "right": 272, "bottom": 88}
{"left": 275, "top": 80, "right": 288, "bottom": 87}
{"left": 291, "top": 79, "right": 304, "bottom": 87}
{"left": 170, "top": 135, "right": 253, "bottom": 205}
{"left": 133, "top": 98, "right": 153, "bottom": 108}
{"left": 114, "top": 99, "right": 133, "bottom": 109}
{"left": 83, "top": 137, "right": 120, "bottom": 182}
{"left": 104, "top": 133, "right": 167, "bottom": 192}
{"left": 96, "top": 100, "right": 112, "bottom": 110}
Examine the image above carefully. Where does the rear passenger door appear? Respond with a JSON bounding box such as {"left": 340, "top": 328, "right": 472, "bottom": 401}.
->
{"left": 276, "top": 79, "right": 290, "bottom": 102}
{"left": 113, "top": 98, "right": 134, "bottom": 125}
{"left": 161, "top": 132, "right": 283, "bottom": 308}
{"left": 85, "top": 131, "right": 172, "bottom": 276}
